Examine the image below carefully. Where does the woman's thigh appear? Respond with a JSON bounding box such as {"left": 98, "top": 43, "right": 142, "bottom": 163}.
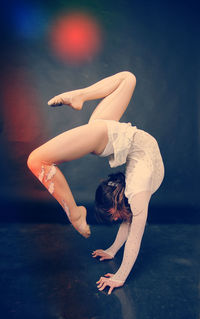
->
{"left": 89, "top": 73, "right": 136, "bottom": 122}
{"left": 32, "top": 122, "right": 108, "bottom": 164}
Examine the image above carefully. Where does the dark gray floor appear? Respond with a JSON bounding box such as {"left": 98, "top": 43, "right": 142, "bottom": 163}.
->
{"left": 0, "top": 222, "right": 199, "bottom": 319}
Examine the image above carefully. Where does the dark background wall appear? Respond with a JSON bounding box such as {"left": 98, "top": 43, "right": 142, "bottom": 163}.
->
{"left": 0, "top": 0, "right": 199, "bottom": 223}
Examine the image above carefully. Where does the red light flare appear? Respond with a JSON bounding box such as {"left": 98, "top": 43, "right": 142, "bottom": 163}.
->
{"left": 2, "top": 68, "right": 45, "bottom": 143}
{"left": 50, "top": 12, "right": 102, "bottom": 64}
{"left": 1, "top": 68, "right": 49, "bottom": 200}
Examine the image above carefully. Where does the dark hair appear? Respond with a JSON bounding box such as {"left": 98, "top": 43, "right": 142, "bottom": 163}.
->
{"left": 95, "top": 172, "right": 132, "bottom": 224}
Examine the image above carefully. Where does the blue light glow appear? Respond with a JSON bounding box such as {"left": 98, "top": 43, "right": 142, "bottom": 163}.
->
{"left": 9, "top": 1, "right": 47, "bottom": 39}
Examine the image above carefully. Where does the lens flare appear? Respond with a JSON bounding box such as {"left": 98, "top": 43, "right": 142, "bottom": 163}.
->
{"left": 50, "top": 12, "right": 102, "bottom": 64}
{"left": 6, "top": 1, "right": 46, "bottom": 39}
{"left": 2, "top": 68, "right": 44, "bottom": 142}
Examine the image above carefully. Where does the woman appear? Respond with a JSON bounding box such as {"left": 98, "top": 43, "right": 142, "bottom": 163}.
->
{"left": 27, "top": 71, "right": 165, "bottom": 294}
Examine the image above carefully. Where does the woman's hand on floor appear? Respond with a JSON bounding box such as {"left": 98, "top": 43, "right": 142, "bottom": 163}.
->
{"left": 92, "top": 249, "right": 113, "bottom": 261}
{"left": 96, "top": 273, "right": 124, "bottom": 295}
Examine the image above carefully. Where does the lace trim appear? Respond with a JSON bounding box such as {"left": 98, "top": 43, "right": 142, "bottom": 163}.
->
{"left": 106, "top": 121, "right": 138, "bottom": 168}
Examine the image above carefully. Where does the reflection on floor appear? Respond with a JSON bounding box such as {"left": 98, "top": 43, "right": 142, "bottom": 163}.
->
{"left": 0, "top": 222, "right": 199, "bottom": 319}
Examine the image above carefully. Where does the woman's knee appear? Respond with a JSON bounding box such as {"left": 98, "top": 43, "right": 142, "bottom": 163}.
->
{"left": 27, "top": 149, "right": 43, "bottom": 173}
{"left": 124, "top": 71, "right": 136, "bottom": 86}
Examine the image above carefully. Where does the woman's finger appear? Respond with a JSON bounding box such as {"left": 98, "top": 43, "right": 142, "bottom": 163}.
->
{"left": 104, "top": 273, "right": 114, "bottom": 278}
{"left": 93, "top": 249, "right": 102, "bottom": 254}
{"left": 97, "top": 282, "right": 103, "bottom": 288}
{"left": 98, "top": 282, "right": 107, "bottom": 291}
{"left": 97, "top": 279, "right": 105, "bottom": 288}
{"left": 97, "top": 276, "right": 110, "bottom": 287}
{"left": 99, "top": 257, "right": 106, "bottom": 261}
{"left": 92, "top": 250, "right": 104, "bottom": 257}
{"left": 96, "top": 276, "right": 104, "bottom": 284}
{"left": 92, "top": 252, "right": 101, "bottom": 257}
{"left": 108, "top": 285, "right": 114, "bottom": 295}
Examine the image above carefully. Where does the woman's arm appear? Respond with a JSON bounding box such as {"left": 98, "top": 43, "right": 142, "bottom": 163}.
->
{"left": 96, "top": 191, "right": 151, "bottom": 293}
{"left": 109, "top": 207, "right": 148, "bottom": 283}
{"left": 92, "top": 221, "right": 131, "bottom": 260}
{"left": 103, "top": 221, "right": 131, "bottom": 257}
{"left": 109, "top": 191, "right": 151, "bottom": 283}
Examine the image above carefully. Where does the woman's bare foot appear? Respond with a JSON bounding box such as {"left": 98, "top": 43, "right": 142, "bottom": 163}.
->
{"left": 70, "top": 206, "right": 91, "bottom": 238}
{"left": 48, "top": 90, "right": 83, "bottom": 110}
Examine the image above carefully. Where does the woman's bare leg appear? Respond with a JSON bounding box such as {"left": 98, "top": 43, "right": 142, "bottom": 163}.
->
{"left": 48, "top": 71, "right": 136, "bottom": 122}
{"left": 27, "top": 122, "right": 108, "bottom": 238}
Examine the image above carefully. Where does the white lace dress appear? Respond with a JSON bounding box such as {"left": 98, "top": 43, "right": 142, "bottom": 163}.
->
{"left": 97, "top": 119, "right": 165, "bottom": 283}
